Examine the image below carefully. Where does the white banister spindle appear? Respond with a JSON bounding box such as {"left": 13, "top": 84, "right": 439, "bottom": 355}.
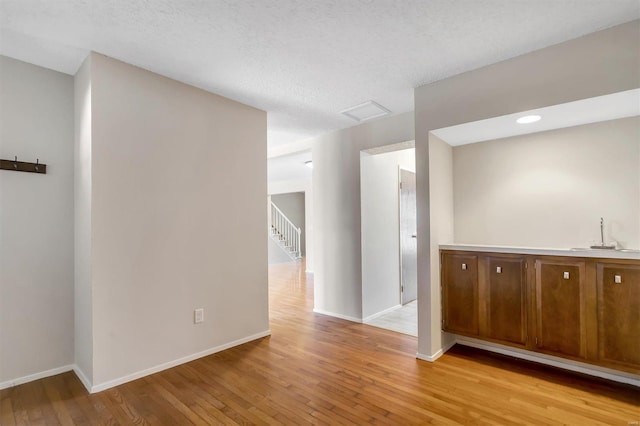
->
{"left": 268, "top": 201, "right": 301, "bottom": 259}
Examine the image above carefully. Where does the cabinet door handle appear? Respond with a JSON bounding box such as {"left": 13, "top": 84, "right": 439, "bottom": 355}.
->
{"left": 461, "top": 263, "right": 467, "bottom": 270}
{"left": 496, "top": 266, "right": 502, "bottom": 274}
{"left": 563, "top": 271, "right": 570, "bottom": 279}
{"left": 614, "top": 274, "right": 622, "bottom": 284}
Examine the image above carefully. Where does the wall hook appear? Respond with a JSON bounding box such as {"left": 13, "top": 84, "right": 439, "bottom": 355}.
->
{"left": 1, "top": 156, "right": 47, "bottom": 174}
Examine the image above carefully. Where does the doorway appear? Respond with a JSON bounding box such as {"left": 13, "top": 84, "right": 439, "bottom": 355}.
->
{"left": 360, "top": 146, "right": 417, "bottom": 336}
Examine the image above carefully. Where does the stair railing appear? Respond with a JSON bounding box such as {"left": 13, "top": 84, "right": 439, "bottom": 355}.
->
{"left": 269, "top": 201, "right": 302, "bottom": 259}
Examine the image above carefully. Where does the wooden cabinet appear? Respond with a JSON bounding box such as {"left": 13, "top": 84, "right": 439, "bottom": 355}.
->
{"left": 534, "top": 259, "right": 586, "bottom": 358}
{"left": 442, "top": 253, "right": 527, "bottom": 346}
{"left": 441, "top": 254, "right": 479, "bottom": 336}
{"left": 441, "top": 249, "right": 640, "bottom": 374}
{"left": 596, "top": 262, "right": 640, "bottom": 369}
{"left": 484, "top": 256, "right": 527, "bottom": 345}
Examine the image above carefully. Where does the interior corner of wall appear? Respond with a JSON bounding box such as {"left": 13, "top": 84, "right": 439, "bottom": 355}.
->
{"left": 441, "top": 332, "right": 456, "bottom": 351}
{"left": 72, "top": 364, "right": 93, "bottom": 393}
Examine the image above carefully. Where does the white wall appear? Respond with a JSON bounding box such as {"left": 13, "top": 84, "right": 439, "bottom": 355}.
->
{"left": 361, "top": 148, "right": 415, "bottom": 320}
{"left": 74, "top": 55, "right": 93, "bottom": 383}
{"left": 0, "top": 56, "right": 74, "bottom": 385}
{"left": 426, "top": 134, "right": 455, "bottom": 352}
{"left": 312, "top": 112, "right": 414, "bottom": 321}
{"left": 453, "top": 117, "right": 640, "bottom": 249}
{"left": 79, "top": 53, "right": 269, "bottom": 389}
{"left": 415, "top": 20, "right": 640, "bottom": 359}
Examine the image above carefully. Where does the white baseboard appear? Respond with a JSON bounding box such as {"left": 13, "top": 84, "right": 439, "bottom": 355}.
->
{"left": 363, "top": 304, "right": 402, "bottom": 323}
{"left": 416, "top": 339, "right": 456, "bottom": 363}
{"left": 73, "top": 365, "right": 92, "bottom": 393}
{"left": 455, "top": 336, "right": 640, "bottom": 387}
{"left": 88, "top": 330, "right": 271, "bottom": 393}
{"left": 0, "top": 364, "right": 74, "bottom": 390}
{"left": 313, "top": 308, "right": 362, "bottom": 323}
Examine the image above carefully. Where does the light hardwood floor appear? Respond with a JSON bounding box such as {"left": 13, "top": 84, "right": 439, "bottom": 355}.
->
{"left": 1, "top": 261, "right": 639, "bottom": 425}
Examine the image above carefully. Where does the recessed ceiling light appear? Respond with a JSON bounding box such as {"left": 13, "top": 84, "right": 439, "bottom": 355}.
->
{"left": 341, "top": 101, "right": 391, "bottom": 122}
{"left": 304, "top": 160, "right": 313, "bottom": 169}
{"left": 516, "top": 115, "right": 541, "bottom": 124}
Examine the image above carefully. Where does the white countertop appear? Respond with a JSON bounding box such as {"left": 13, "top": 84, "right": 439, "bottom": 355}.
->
{"left": 439, "top": 244, "right": 640, "bottom": 260}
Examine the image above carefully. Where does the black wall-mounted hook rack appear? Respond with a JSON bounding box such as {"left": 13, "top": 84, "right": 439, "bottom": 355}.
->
{"left": 0, "top": 156, "right": 47, "bottom": 174}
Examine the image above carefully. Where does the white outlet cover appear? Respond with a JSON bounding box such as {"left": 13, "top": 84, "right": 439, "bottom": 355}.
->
{"left": 194, "top": 308, "right": 204, "bottom": 324}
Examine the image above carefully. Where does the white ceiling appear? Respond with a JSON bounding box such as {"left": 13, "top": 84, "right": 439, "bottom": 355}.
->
{"left": 432, "top": 89, "right": 640, "bottom": 146}
{"left": 269, "top": 87, "right": 640, "bottom": 183}
{"left": 268, "top": 150, "right": 312, "bottom": 183}
{"left": 1, "top": 1, "right": 639, "bottom": 148}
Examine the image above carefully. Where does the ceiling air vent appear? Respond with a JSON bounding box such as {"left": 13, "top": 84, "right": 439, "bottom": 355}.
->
{"left": 341, "top": 101, "right": 391, "bottom": 122}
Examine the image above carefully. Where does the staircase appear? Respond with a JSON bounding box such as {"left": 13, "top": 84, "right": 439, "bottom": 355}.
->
{"left": 269, "top": 201, "right": 302, "bottom": 260}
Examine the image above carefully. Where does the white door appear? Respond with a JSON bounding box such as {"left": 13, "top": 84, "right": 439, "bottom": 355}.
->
{"left": 399, "top": 169, "right": 417, "bottom": 304}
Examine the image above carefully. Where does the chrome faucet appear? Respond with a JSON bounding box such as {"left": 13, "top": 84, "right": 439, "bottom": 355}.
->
{"left": 590, "top": 217, "right": 616, "bottom": 250}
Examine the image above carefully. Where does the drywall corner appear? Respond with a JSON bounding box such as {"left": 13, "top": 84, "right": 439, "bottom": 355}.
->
{"left": 73, "top": 53, "right": 94, "bottom": 384}
{"left": 427, "top": 134, "right": 454, "bottom": 354}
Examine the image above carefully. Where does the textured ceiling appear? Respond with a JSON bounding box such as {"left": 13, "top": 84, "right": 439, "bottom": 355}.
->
{"left": 1, "top": 1, "right": 639, "bottom": 148}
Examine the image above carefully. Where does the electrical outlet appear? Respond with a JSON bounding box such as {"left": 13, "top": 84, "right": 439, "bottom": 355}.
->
{"left": 194, "top": 308, "right": 204, "bottom": 324}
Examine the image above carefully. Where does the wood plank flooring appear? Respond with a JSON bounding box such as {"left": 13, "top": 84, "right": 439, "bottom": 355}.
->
{"left": 2, "top": 261, "right": 639, "bottom": 425}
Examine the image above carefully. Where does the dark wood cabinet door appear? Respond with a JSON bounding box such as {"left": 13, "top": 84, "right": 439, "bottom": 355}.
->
{"left": 485, "top": 257, "right": 526, "bottom": 345}
{"left": 442, "top": 254, "right": 479, "bottom": 336}
{"left": 535, "top": 260, "right": 586, "bottom": 358}
{"left": 597, "top": 263, "right": 640, "bottom": 369}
